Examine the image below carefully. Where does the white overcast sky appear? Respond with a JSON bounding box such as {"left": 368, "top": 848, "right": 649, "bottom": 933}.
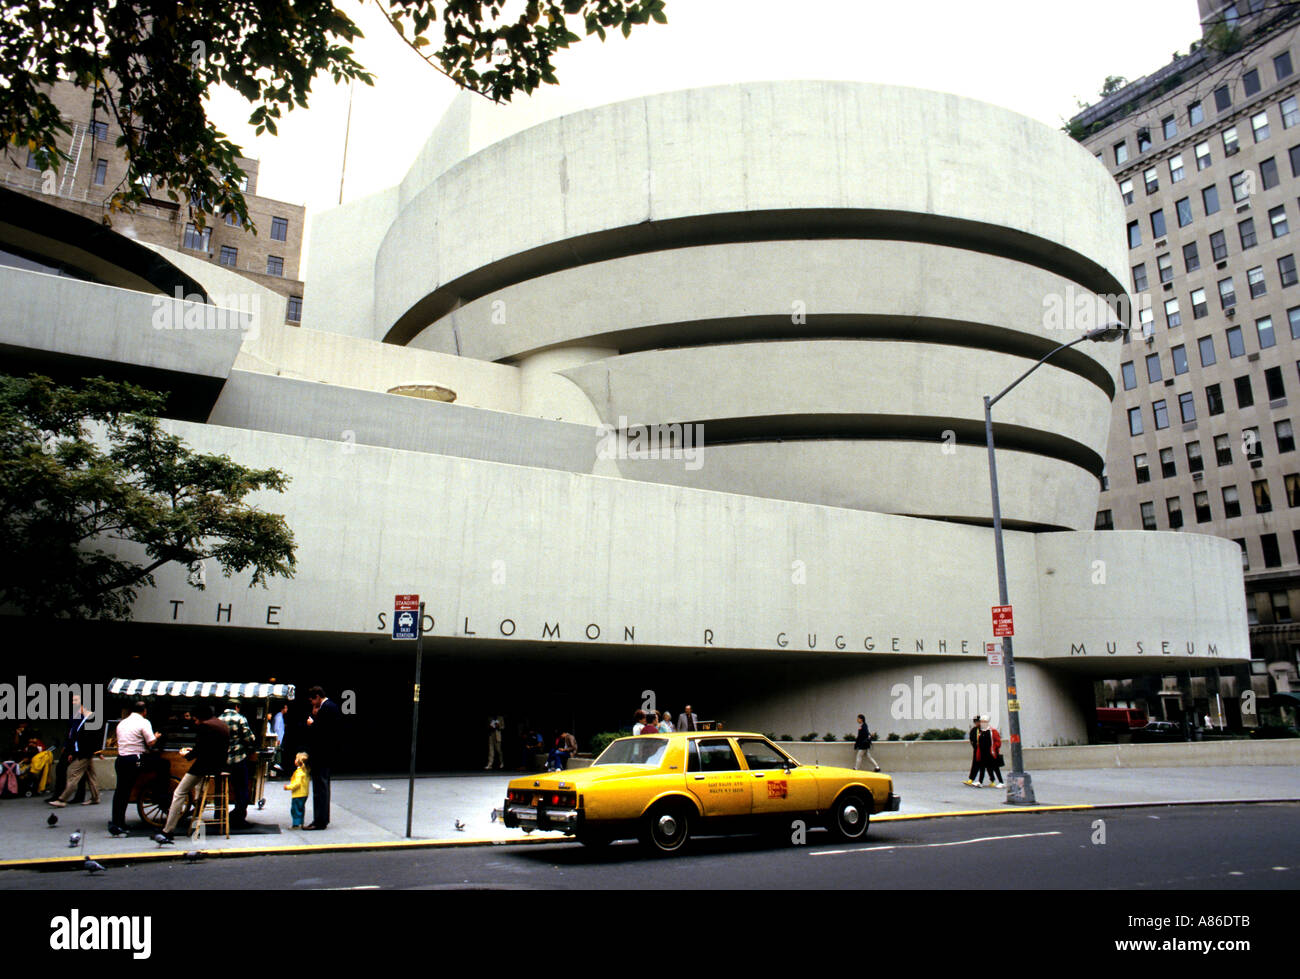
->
{"left": 204, "top": 0, "right": 1203, "bottom": 240}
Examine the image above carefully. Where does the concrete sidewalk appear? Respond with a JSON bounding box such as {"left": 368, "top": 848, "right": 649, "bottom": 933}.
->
{"left": 2, "top": 766, "right": 1297, "bottom": 868}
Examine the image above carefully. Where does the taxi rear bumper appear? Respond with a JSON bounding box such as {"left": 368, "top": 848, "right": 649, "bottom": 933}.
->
{"left": 502, "top": 802, "right": 578, "bottom": 832}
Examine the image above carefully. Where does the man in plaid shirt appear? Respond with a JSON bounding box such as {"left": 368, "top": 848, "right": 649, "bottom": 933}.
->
{"left": 220, "top": 700, "right": 257, "bottom": 827}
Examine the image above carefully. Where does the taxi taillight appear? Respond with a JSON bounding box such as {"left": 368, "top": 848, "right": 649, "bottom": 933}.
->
{"left": 546, "top": 791, "right": 576, "bottom": 808}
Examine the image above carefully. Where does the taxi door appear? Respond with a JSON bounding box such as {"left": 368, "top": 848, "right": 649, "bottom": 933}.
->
{"left": 685, "top": 737, "right": 752, "bottom": 817}
{"left": 737, "top": 737, "right": 820, "bottom": 816}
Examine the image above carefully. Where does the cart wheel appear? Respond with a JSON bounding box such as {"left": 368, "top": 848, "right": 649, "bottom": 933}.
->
{"left": 137, "top": 776, "right": 182, "bottom": 830}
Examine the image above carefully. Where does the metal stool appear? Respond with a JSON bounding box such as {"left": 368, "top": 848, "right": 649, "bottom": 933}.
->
{"left": 192, "top": 773, "right": 230, "bottom": 839}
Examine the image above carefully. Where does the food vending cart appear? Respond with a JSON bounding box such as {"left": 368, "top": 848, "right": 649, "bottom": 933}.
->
{"left": 103, "top": 678, "right": 295, "bottom": 829}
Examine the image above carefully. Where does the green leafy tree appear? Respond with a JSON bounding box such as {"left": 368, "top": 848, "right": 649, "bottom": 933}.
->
{"left": 0, "top": 0, "right": 667, "bottom": 230}
{"left": 0, "top": 374, "right": 296, "bottom": 621}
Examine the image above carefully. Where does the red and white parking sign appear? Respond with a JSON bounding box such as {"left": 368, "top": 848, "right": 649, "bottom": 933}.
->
{"left": 393, "top": 594, "right": 420, "bottom": 640}
{"left": 991, "top": 605, "right": 1014, "bottom": 637}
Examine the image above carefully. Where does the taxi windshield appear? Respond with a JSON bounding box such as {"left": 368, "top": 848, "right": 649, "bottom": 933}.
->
{"left": 593, "top": 737, "right": 668, "bottom": 766}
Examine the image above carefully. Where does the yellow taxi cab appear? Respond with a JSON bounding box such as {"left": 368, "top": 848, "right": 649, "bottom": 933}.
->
{"left": 502, "top": 731, "right": 900, "bottom": 853}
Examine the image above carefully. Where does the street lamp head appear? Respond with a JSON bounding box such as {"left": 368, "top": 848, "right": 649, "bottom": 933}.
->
{"left": 1084, "top": 324, "right": 1126, "bottom": 342}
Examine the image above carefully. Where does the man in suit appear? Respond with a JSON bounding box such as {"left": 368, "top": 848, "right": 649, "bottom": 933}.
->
{"left": 304, "top": 685, "right": 341, "bottom": 830}
{"left": 676, "top": 705, "right": 700, "bottom": 732}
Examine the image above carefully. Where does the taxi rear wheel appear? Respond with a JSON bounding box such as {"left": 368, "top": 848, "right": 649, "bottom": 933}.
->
{"left": 826, "top": 790, "right": 871, "bottom": 842}
{"left": 639, "top": 802, "right": 690, "bottom": 855}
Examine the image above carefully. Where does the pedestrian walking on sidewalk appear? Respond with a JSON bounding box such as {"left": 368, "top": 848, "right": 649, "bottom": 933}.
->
{"left": 284, "top": 752, "right": 310, "bottom": 828}
{"left": 963, "top": 716, "right": 981, "bottom": 786}
{"left": 853, "top": 714, "right": 881, "bottom": 772}
{"left": 973, "top": 715, "right": 1003, "bottom": 788}
{"left": 485, "top": 715, "right": 504, "bottom": 770}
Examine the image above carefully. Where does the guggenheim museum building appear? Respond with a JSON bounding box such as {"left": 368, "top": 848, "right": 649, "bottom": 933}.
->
{"left": 2, "top": 80, "right": 1249, "bottom": 765}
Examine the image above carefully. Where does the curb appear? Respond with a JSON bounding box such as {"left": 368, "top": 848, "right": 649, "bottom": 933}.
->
{"left": 4, "top": 797, "right": 1296, "bottom": 871}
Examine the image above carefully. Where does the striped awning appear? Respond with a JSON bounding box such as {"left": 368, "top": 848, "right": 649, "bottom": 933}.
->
{"left": 108, "top": 679, "right": 296, "bottom": 700}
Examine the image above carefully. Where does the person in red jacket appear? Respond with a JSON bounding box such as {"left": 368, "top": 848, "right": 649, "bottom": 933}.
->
{"left": 975, "top": 715, "right": 1003, "bottom": 788}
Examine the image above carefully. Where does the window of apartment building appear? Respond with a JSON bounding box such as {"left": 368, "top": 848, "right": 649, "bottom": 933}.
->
{"left": 1184, "top": 241, "right": 1201, "bottom": 272}
{"left": 182, "top": 223, "right": 211, "bottom": 252}
{"left": 1272, "top": 204, "right": 1291, "bottom": 237}
{"left": 1129, "top": 406, "right": 1144, "bottom": 436}
{"left": 1095, "top": 509, "right": 1114, "bottom": 531}
{"left": 1138, "top": 128, "right": 1153, "bottom": 154}
{"left": 1245, "top": 68, "right": 1262, "bottom": 97}
{"left": 1166, "top": 298, "right": 1182, "bottom": 328}
{"left": 1160, "top": 447, "right": 1176, "bottom": 478}
{"left": 1140, "top": 306, "right": 1155, "bottom": 338}
{"left": 287, "top": 296, "right": 303, "bottom": 323}
{"left": 1203, "top": 184, "right": 1221, "bottom": 215}
{"left": 1287, "top": 472, "right": 1300, "bottom": 506}
{"left": 1224, "top": 126, "right": 1240, "bottom": 155}
{"left": 90, "top": 120, "right": 108, "bottom": 140}
{"left": 24, "top": 150, "right": 40, "bottom": 171}
{"left": 1135, "top": 452, "right": 1151, "bottom": 483}
{"left": 1188, "top": 440, "right": 1205, "bottom": 473}
{"left": 1280, "top": 254, "right": 1299, "bottom": 286}
{"left": 1120, "top": 178, "right": 1134, "bottom": 204}
{"left": 1253, "top": 478, "right": 1274, "bottom": 514}
{"left": 1151, "top": 209, "right": 1167, "bottom": 238}
{"left": 1176, "top": 197, "right": 1193, "bottom": 227}
{"left": 1277, "top": 51, "right": 1295, "bottom": 81}
{"left": 1101, "top": 465, "right": 1109, "bottom": 491}
{"left": 1245, "top": 425, "right": 1264, "bottom": 459}
{"left": 1196, "top": 140, "right": 1212, "bottom": 170}
{"left": 1153, "top": 399, "right": 1170, "bottom": 429}
{"left": 1128, "top": 221, "right": 1141, "bottom": 249}
{"left": 1199, "top": 333, "right": 1216, "bottom": 365}
{"left": 1140, "top": 501, "right": 1158, "bottom": 530}
{"left": 1132, "top": 262, "right": 1148, "bottom": 291}
{"left": 92, "top": 159, "right": 107, "bottom": 186}
{"left": 1216, "top": 432, "right": 1233, "bottom": 464}
{"left": 1248, "top": 266, "right": 1267, "bottom": 299}
{"left": 1147, "top": 352, "right": 1163, "bottom": 383}
{"left": 1292, "top": 144, "right": 1300, "bottom": 177}
{"left": 1169, "top": 345, "right": 1188, "bottom": 376}
{"left": 1210, "top": 230, "right": 1228, "bottom": 261}
{"left": 1170, "top": 155, "right": 1186, "bottom": 185}
{"left": 1190, "top": 100, "right": 1205, "bottom": 126}
{"left": 1163, "top": 115, "right": 1178, "bottom": 141}
{"left": 270, "top": 217, "right": 289, "bottom": 242}
{"left": 1122, "top": 361, "right": 1137, "bottom": 390}
{"left": 266, "top": 255, "right": 284, "bottom": 276}
{"left": 1215, "top": 85, "right": 1232, "bottom": 112}
{"left": 1115, "top": 140, "right": 1129, "bottom": 165}
{"left": 1277, "top": 419, "right": 1296, "bottom": 452}
{"left": 1240, "top": 217, "right": 1258, "bottom": 250}
{"left": 1195, "top": 490, "right": 1212, "bottom": 522}
{"left": 1273, "top": 590, "right": 1294, "bottom": 622}
{"left": 1227, "top": 324, "right": 1246, "bottom": 355}
{"left": 1237, "top": 538, "right": 1250, "bottom": 570}
{"left": 1230, "top": 171, "right": 1251, "bottom": 202}
{"left": 1236, "top": 374, "right": 1255, "bottom": 407}
{"left": 1262, "top": 156, "right": 1280, "bottom": 189}
{"left": 1224, "top": 485, "right": 1243, "bottom": 519}
{"left": 1284, "top": 95, "right": 1300, "bottom": 129}
{"left": 1258, "top": 314, "right": 1277, "bottom": 347}
{"left": 224, "top": 212, "right": 241, "bottom": 228}
{"left": 1267, "top": 364, "right": 1287, "bottom": 400}
{"left": 218, "top": 245, "right": 237, "bottom": 267}
{"left": 1158, "top": 252, "right": 1174, "bottom": 283}
{"left": 1290, "top": 306, "right": 1300, "bottom": 339}
{"left": 1208, "top": 382, "right": 1226, "bottom": 415}
{"left": 1179, "top": 391, "right": 1197, "bottom": 423}
{"left": 1263, "top": 532, "right": 1283, "bottom": 568}
{"left": 1252, "top": 110, "right": 1271, "bottom": 143}
{"left": 1220, "top": 277, "right": 1237, "bottom": 309}
{"left": 1167, "top": 497, "right": 1184, "bottom": 529}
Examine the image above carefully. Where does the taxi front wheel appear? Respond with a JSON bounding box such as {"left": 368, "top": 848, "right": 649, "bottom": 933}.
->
{"left": 826, "top": 790, "right": 871, "bottom": 842}
{"left": 639, "top": 802, "right": 690, "bottom": 855}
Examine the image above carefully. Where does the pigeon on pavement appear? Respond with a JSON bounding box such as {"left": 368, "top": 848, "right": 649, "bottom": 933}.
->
{"left": 84, "top": 859, "right": 106, "bottom": 875}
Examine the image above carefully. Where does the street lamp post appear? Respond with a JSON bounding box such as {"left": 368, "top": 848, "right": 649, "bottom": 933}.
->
{"left": 983, "top": 324, "right": 1124, "bottom": 805}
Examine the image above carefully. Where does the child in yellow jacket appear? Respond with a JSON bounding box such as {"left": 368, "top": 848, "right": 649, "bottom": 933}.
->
{"left": 284, "top": 752, "right": 310, "bottom": 828}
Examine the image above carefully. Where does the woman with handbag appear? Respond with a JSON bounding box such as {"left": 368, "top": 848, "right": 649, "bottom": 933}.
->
{"left": 975, "top": 715, "right": 1004, "bottom": 788}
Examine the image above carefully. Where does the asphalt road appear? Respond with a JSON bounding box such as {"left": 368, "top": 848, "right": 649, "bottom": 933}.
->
{"left": 8, "top": 803, "right": 1299, "bottom": 891}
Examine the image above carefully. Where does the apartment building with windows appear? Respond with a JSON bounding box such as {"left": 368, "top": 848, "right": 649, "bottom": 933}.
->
{"left": 2, "top": 80, "right": 305, "bottom": 323}
{"left": 1071, "top": 0, "right": 1300, "bottom": 724}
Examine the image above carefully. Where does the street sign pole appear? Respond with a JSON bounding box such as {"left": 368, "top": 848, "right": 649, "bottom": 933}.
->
{"left": 405, "top": 601, "right": 425, "bottom": 838}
